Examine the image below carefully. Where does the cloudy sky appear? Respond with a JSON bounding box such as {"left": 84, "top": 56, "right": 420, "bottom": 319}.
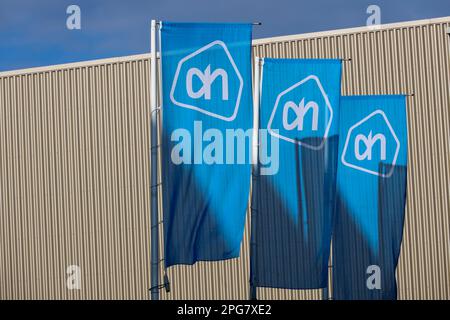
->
{"left": 1, "top": 0, "right": 450, "bottom": 71}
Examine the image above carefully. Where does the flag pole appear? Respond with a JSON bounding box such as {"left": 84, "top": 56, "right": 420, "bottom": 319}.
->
{"left": 323, "top": 245, "right": 332, "bottom": 300}
{"left": 249, "top": 56, "right": 262, "bottom": 300}
{"left": 150, "top": 19, "right": 160, "bottom": 301}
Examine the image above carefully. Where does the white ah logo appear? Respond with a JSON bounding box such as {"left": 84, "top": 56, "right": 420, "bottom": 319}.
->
{"left": 267, "top": 75, "right": 333, "bottom": 150}
{"left": 341, "top": 109, "right": 400, "bottom": 177}
{"left": 355, "top": 131, "right": 386, "bottom": 161}
{"left": 282, "top": 98, "right": 319, "bottom": 131}
{"left": 186, "top": 65, "right": 229, "bottom": 100}
{"left": 170, "top": 40, "right": 243, "bottom": 122}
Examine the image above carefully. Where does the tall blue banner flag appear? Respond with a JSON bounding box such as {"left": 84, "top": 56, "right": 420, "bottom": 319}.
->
{"left": 333, "top": 95, "right": 408, "bottom": 299}
{"left": 160, "top": 23, "right": 253, "bottom": 267}
{"left": 253, "top": 59, "right": 342, "bottom": 289}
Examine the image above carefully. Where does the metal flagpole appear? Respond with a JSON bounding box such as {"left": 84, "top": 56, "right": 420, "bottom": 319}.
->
{"left": 322, "top": 245, "right": 332, "bottom": 300}
{"left": 249, "top": 56, "right": 262, "bottom": 300}
{"left": 150, "top": 19, "right": 160, "bottom": 301}
{"left": 322, "top": 58, "right": 352, "bottom": 301}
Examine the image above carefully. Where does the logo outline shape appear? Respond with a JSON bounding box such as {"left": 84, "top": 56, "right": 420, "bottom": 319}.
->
{"left": 170, "top": 40, "right": 243, "bottom": 122}
{"left": 267, "top": 75, "right": 333, "bottom": 150}
{"left": 341, "top": 109, "right": 400, "bottom": 178}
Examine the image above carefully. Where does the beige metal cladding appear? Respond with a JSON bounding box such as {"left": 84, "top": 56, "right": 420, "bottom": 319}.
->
{"left": 0, "top": 58, "right": 153, "bottom": 299}
{"left": 1, "top": 17, "right": 450, "bottom": 300}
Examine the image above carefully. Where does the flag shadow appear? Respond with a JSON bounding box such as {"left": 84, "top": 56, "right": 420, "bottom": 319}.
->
{"left": 332, "top": 163, "right": 407, "bottom": 300}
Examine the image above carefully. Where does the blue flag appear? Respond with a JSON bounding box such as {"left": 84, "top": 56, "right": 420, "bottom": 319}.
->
{"left": 253, "top": 59, "right": 342, "bottom": 289}
{"left": 160, "top": 22, "right": 253, "bottom": 267}
{"left": 333, "top": 95, "right": 408, "bottom": 299}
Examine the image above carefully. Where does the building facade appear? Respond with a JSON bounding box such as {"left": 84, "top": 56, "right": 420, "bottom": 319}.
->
{"left": 0, "top": 17, "right": 449, "bottom": 299}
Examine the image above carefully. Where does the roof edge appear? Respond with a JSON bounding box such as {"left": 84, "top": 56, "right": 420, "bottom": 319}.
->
{"left": 0, "top": 53, "right": 152, "bottom": 77}
{"left": 252, "top": 16, "right": 450, "bottom": 45}
{"left": 1, "top": 16, "right": 449, "bottom": 78}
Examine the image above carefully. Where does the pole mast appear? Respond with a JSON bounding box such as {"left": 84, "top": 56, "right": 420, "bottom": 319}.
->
{"left": 249, "top": 56, "right": 262, "bottom": 300}
{"left": 150, "top": 19, "right": 160, "bottom": 301}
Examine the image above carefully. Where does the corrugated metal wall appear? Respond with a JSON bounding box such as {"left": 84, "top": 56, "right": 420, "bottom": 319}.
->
{"left": 1, "top": 18, "right": 449, "bottom": 300}
{"left": 0, "top": 60, "right": 153, "bottom": 299}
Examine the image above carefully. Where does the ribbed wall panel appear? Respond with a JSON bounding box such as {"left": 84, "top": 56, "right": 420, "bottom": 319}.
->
{"left": 0, "top": 60, "right": 153, "bottom": 299}
{"left": 0, "top": 18, "right": 449, "bottom": 299}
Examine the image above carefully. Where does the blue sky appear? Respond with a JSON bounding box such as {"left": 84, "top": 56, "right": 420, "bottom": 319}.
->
{"left": 1, "top": 0, "right": 450, "bottom": 71}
